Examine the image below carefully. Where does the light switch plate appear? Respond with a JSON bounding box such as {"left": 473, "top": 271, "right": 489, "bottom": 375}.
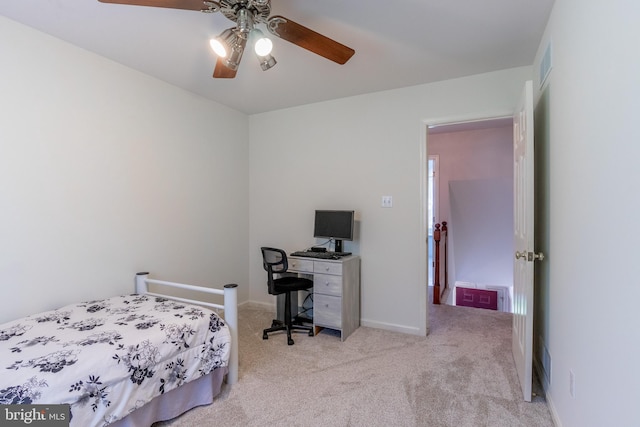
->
{"left": 382, "top": 196, "right": 393, "bottom": 208}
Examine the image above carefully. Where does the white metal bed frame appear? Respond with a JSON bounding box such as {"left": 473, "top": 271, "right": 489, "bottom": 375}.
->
{"left": 135, "top": 272, "right": 238, "bottom": 385}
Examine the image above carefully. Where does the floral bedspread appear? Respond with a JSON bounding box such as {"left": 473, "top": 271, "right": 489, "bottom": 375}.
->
{"left": 0, "top": 294, "right": 230, "bottom": 426}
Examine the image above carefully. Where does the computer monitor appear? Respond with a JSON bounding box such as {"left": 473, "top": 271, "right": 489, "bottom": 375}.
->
{"left": 313, "top": 210, "right": 354, "bottom": 252}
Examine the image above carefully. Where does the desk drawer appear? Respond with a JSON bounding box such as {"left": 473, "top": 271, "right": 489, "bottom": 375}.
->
{"left": 314, "top": 274, "right": 342, "bottom": 296}
{"left": 314, "top": 294, "right": 342, "bottom": 328}
{"left": 288, "top": 258, "right": 314, "bottom": 273}
{"left": 314, "top": 261, "right": 342, "bottom": 275}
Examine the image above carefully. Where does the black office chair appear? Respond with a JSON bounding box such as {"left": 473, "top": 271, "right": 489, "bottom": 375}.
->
{"left": 261, "top": 247, "right": 314, "bottom": 345}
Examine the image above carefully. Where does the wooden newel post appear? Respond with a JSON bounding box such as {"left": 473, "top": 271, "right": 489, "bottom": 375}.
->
{"left": 433, "top": 223, "right": 441, "bottom": 304}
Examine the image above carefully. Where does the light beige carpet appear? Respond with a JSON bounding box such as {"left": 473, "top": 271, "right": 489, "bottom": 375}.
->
{"left": 157, "top": 303, "right": 554, "bottom": 427}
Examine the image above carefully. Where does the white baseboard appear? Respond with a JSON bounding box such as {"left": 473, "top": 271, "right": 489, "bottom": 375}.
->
{"left": 360, "top": 318, "right": 422, "bottom": 336}
{"left": 545, "top": 391, "right": 563, "bottom": 427}
{"left": 534, "top": 355, "right": 562, "bottom": 427}
{"left": 242, "top": 300, "right": 274, "bottom": 312}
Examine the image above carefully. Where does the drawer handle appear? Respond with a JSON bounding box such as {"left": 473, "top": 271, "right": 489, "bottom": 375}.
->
{"left": 325, "top": 282, "right": 330, "bottom": 286}
{"left": 325, "top": 267, "right": 330, "bottom": 271}
{"left": 325, "top": 304, "right": 329, "bottom": 308}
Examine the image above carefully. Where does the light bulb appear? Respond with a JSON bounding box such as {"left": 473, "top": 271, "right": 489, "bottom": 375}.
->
{"left": 254, "top": 37, "right": 273, "bottom": 56}
{"left": 210, "top": 39, "right": 227, "bottom": 57}
{"left": 210, "top": 28, "right": 236, "bottom": 58}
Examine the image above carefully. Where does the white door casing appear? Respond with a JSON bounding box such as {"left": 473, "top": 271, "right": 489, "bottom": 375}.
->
{"left": 512, "top": 80, "right": 535, "bottom": 402}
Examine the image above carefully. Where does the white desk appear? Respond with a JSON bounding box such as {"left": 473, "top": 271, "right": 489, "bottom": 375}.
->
{"left": 288, "top": 255, "right": 361, "bottom": 341}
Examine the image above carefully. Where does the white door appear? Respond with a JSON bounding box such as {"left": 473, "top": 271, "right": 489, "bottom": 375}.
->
{"left": 512, "top": 80, "right": 538, "bottom": 402}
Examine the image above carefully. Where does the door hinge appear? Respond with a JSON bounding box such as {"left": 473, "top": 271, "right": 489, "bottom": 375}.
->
{"left": 528, "top": 251, "right": 545, "bottom": 262}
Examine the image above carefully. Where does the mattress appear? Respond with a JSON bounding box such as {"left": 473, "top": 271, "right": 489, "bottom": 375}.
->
{"left": 0, "top": 294, "right": 231, "bottom": 426}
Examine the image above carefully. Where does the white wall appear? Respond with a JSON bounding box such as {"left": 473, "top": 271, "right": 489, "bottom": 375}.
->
{"left": 532, "top": 1, "right": 640, "bottom": 426}
{"left": 0, "top": 17, "right": 250, "bottom": 323}
{"left": 248, "top": 67, "right": 532, "bottom": 335}
{"left": 449, "top": 178, "right": 513, "bottom": 287}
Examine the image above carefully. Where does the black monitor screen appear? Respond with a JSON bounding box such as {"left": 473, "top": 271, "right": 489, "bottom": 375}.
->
{"left": 313, "top": 210, "right": 354, "bottom": 241}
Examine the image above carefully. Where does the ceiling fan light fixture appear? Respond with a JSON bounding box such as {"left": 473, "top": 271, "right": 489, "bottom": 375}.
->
{"left": 210, "top": 28, "right": 236, "bottom": 57}
{"left": 209, "top": 39, "right": 226, "bottom": 57}
{"left": 224, "top": 33, "right": 247, "bottom": 71}
{"left": 257, "top": 53, "right": 277, "bottom": 71}
{"left": 251, "top": 29, "right": 273, "bottom": 56}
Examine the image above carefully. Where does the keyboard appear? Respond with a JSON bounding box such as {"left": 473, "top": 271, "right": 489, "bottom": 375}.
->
{"left": 290, "top": 251, "right": 352, "bottom": 259}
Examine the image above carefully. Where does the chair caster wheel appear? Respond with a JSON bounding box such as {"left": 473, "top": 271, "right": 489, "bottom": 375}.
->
{"left": 288, "top": 338, "right": 294, "bottom": 345}
{"left": 308, "top": 330, "right": 314, "bottom": 336}
{"left": 263, "top": 333, "right": 268, "bottom": 340}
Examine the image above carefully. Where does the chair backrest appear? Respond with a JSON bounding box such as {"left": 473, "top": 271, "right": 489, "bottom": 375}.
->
{"left": 260, "top": 247, "right": 288, "bottom": 294}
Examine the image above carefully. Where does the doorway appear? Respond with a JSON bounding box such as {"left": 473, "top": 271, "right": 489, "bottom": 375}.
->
{"left": 426, "top": 117, "right": 514, "bottom": 309}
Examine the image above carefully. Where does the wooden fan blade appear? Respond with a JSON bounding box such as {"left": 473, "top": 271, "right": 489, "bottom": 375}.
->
{"left": 213, "top": 57, "right": 237, "bottom": 78}
{"left": 98, "top": 0, "right": 216, "bottom": 12}
{"left": 267, "top": 15, "right": 354, "bottom": 65}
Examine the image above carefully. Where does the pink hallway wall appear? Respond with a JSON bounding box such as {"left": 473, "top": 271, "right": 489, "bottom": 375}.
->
{"left": 428, "top": 124, "right": 513, "bottom": 223}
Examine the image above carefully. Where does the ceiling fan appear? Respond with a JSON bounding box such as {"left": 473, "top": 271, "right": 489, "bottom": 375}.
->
{"left": 97, "top": 0, "right": 355, "bottom": 78}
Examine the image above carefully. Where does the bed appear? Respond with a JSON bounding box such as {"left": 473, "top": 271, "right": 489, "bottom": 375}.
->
{"left": 0, "top": 272, "right": 238, "bottom": 427}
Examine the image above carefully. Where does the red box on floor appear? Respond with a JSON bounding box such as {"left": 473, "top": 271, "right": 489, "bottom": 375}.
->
{"left": 456, "top": 287, "right": 498, "bottom": 311}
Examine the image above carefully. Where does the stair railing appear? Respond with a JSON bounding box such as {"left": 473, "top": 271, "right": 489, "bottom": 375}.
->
{"left": 432, "top": 221, "right": 448, "bottom": 304}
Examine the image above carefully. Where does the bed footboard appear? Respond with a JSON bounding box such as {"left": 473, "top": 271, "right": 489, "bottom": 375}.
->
{"left": 135, "top": 272, "right": 238, "bottom": 384}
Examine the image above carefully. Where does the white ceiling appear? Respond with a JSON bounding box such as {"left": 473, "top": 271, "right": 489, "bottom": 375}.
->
{"left": 0, "top": 0, "right": 554, "bottom": 115}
